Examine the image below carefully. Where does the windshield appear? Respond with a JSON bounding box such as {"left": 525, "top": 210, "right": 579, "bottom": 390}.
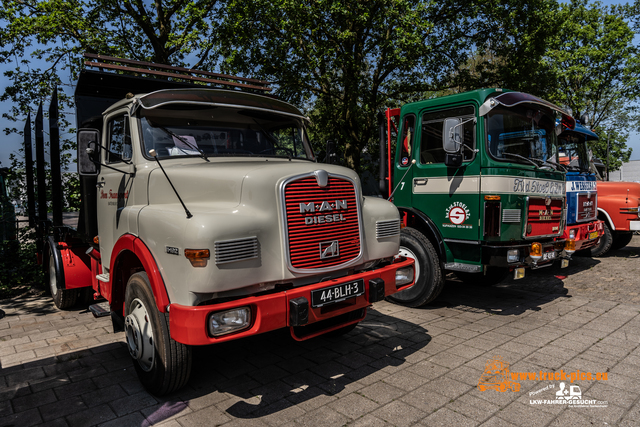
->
{"left": 486, "top": 104, "right": 559, "bottom": 165}
{"left": 139, "top": 106, "right": 314, "bottom": 160}
{"left": 557, "top": 133, "right": 590, "bottom": 172}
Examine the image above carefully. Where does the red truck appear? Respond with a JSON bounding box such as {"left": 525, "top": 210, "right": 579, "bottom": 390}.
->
{"left": 589, "top": 159, "right": 640, "bottom": 255}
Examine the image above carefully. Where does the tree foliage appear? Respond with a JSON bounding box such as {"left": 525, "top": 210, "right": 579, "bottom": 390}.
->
{"left": 541, "top": 0, "right": 638, "bottom": 170}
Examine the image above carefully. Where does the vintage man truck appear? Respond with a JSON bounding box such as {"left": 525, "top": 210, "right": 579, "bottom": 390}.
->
{"left": 379, "top": 89, "right": 576, "bottom": 307}
{"left": 35, "top": 55, "right": 414, "bottom": 395}
{"left": 557, "top": 121, "right": 604, "bottom": 251}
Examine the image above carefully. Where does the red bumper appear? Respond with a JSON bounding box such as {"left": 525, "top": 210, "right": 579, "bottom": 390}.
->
{"left": 169, "top": 257, "right": 414, "bottom": 345}
{"left": 562, "top": 220, "right": 604, "bottom": 250}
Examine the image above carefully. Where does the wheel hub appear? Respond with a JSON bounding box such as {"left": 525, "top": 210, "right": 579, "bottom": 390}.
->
{"left": 398, "top": 246, "right": 421, "bottom": 280}
{"left": 125, "top": 298, "right": 155, "bottom": 372}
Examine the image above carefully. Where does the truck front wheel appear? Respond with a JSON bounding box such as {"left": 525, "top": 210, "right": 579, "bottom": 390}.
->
{"left": 611, "top": 231, "right": 633, "bottom": 251}
{"left": 590, "top": 223, "right": 613, "bottom": 257}
{"left": 125, "top": 272, "right": 192, "bottom": 396}
{"left": 386, "top": 227, "right": 444, "bottom": 307}
{"left": 48, "top": 253, "right": 78, "bottom": 310}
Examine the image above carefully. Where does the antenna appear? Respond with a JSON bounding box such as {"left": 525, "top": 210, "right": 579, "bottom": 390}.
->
{"left": 149, "top": 149, "right": 193, "bottom": 219}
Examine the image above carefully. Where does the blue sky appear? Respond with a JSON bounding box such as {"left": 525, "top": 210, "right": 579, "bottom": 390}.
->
{"left": 1, "top": 0, "right": 639, "bottom": 171}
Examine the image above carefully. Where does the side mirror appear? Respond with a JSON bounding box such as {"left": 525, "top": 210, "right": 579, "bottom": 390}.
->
{"left": 78, "top": 129, "right": 101, "bottom": 176}
{"left": 443, "top": 118, "right": 462, "bottom": 154}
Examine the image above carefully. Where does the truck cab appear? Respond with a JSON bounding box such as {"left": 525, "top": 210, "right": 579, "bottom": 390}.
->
{"left": 42, "top": 55, "right": 415, "bottom": 395}
{"left": 382, "top": 89, "right": 575, "bottom": 307}
{"left": 557, "top": 122, "right": 605, "bottom": 250}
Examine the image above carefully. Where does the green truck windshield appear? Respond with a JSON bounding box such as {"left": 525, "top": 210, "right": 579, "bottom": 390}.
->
{"left": 487, "top": 104, "right": 558, "bottom": 164}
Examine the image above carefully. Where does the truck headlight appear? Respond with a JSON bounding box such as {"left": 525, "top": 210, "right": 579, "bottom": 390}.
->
{"left": 208, "top": 307, "right": 251, "bottom": 337}
{"left": 395, "top": 266, "right": 414, "bottom": 286}
{"left": 569, "top": 229, "right": 576, "bottom": 239}
{"left": 507, "top": 249, "right": 519, "bottom": 263}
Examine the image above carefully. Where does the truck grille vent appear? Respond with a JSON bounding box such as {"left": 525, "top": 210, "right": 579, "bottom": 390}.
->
{"left": 284, "top": 175, "right": 361, "bottom": 271}
{"left": 502, "top": 209, "right": 521, "bottom": 223}
{"left": 376, "top": 219, "right": 401, "bottom": 239}
{"left": 525, "top": 198, "right": 563, "bottom": 237}
{"left": 214, "top": 237, "right": 259, "bottom": 265}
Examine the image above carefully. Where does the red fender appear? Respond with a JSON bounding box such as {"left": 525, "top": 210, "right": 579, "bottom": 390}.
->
{"left": 110, "top": 234, "right": 170, "bottom": 313}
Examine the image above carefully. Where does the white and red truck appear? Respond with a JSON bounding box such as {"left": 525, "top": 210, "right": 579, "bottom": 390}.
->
{"left": 34, "top": 54, "right": 414, "bottom": 395}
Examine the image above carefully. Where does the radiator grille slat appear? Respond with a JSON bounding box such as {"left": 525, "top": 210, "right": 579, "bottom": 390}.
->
{"left": 284, "top": 176, "right": 360, "bottom": 270}
{"left": 215, "top": 237, "right": 259, "bottom": 264}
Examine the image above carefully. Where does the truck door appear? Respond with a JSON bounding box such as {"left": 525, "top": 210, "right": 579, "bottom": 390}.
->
{"left": 412, "top": 106, "right": 480, "bottom": 242}
{"left": 97, "top": 112, "right": 135, "bottom": 270}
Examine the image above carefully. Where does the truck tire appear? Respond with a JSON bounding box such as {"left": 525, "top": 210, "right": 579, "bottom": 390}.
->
{"left": 48, "top": 253, "right": 78, "bottom": 310}
{"left": 454, "top": 267, "right": 509, "bottom": 287}
{"left": 386, "top": 227, "right": 444, "bottom": 307}
{"left": 611, "top": 231, "right": 634, "bottom": 251}
{"left": 125, "top": 272, "right": 192, "bottom": 396}
{"left": 590, "top": 222, "right": 613, "bottom": 257}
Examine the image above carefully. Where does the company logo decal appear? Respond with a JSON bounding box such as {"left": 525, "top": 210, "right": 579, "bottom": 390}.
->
{"left": 513, "top": 178, "right": 563, "bottom": 196}
{"left": 444, "top": 202, "right": 472, "bottom": 229}
{"left": 300, "top": 200, "right": 348, "bottom": 226}
{"left": 319, "top": 240, "right": 340, "bottom": 259}
{"left": 568, "top": 181, "right": 597, "bottom": 192}
{"left": 100, "top": 189, "right": 129, "bottom": 206}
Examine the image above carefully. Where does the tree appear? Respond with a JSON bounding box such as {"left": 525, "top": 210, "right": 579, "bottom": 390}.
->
{"left": 0, "top": 0, "right": 222, "bottom": 209}
{"left": 541, "top": 0, "right": 639, "bottom": 169}
{"left": 219, "top": 0, "right": 503, "bottom": 174}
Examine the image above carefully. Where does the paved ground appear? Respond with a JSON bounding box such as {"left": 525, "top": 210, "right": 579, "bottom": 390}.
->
{"left": 1, "top": 235, "right": 640, "bottom": 426}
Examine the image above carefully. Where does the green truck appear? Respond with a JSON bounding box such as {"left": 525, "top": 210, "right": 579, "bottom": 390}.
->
{"left": 380, "top": 89, "right": 577, "bottom": 306}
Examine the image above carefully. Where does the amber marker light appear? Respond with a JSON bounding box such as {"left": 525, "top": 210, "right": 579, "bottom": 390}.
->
{"left": 565, "top": 238, "right": 576, "bottom": 255}
{"left": 530, "top": 242, "right": 542, "bottom": 261}
{"left": 185, "top": 249, "right": 210, "bottom": 267}
{"left": 93, "top": 236, "right": 100, "bottom": 245}
{"left": 484, "top": 195, "right": 501, "bottom": 201}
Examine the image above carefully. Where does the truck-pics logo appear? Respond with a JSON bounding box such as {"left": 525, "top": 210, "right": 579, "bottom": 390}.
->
{"left": 444, "top": 202, "right": 472, "bottom": 229}
{"left": 300, "top": 200, "right": 348, "bottom": 225}
{"left": 477, "top": 356, "right": 521, "bottom": 392}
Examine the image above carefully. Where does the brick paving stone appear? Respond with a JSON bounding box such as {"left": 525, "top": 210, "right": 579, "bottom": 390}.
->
{"left": 39, "top": 395, "right": 87, "bottom": 422}
{"left": 421, "top": 407, "right": 477, "bottom": 426}
{"left": 372, "top": 400, "right": 428, "bottom": 426}
{"left": 0, "top": 407, "right": 42, "bottom": 427}
{"left": 326, "top": 391, "right": 378, "bottom": 419}
{"left": 66, "top": 403, "right": 116, "bottom": 427}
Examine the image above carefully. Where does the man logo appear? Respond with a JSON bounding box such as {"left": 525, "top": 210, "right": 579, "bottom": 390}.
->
{"left": 320, "top": 240, "right": 340, "bottom": 259}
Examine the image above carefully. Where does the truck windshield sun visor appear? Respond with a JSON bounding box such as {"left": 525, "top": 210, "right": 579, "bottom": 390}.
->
{"left": 479, "top": 91, "right": 575, "bottom": 131}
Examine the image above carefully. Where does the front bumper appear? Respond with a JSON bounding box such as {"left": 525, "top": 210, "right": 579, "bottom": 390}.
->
{"left": 482, "top": 240, "right": 569, "bottom": 269}
{"left": 562, "top": 220, "right": 604, "bottom": 250}
{"left": 169, "top": 257, "right": 414, "bottom": 345}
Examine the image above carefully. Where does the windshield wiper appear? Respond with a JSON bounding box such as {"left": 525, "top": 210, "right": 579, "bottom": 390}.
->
{"left": 539, "top": 159, "right": 567, "bottom": 172}
{"left": 502, "top": 153, "right": 539, "bottom": 169}
{"left": 157, "top": 126, "right": 209, "bottom": 162}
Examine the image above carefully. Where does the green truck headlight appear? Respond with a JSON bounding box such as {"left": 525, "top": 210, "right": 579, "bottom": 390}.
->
{"left": 395, "top": 266, "right": 414, "bottom": 286}
{"left": 208, "top": 307, "right": 251, "bottom": 337}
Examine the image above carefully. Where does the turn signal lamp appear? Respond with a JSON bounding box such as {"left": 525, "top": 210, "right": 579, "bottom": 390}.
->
{"left": 484, "top": 195, "right": 501, "bottom": 201}
{"left": 565, "top": 238, "right": 576, "bottom": 254}
{"left": 530, "top": 242, "right": 542, "bottom": 261}
{"left": 93, "top": 236, "right": 100, "bottom": 244}
{"left": 185, "top": 249, "right": 210, "bottom": 267}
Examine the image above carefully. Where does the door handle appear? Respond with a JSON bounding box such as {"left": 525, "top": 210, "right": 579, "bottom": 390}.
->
{"left": 414, "top": 178, "right": 428, "bottom": 186}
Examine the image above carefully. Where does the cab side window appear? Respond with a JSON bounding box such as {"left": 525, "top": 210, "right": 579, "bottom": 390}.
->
{"left": 420, "top": 106, "right": 475, "bottom": 164}
{"left": 107, "top": 115, "right": 132, "bottom": 163}
{"left": 399, "top": 115, "right": 415, "bottom": 167}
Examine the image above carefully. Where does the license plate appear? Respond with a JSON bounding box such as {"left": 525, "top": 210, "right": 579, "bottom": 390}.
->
{"left": 589, "top": 231, "right": 598, "bottom": 240}
{"left": 311, "top": 279, "right": 365, "bottom": 308}
{"left": 542, "top": 251, "right": 556, "bottom": 261}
